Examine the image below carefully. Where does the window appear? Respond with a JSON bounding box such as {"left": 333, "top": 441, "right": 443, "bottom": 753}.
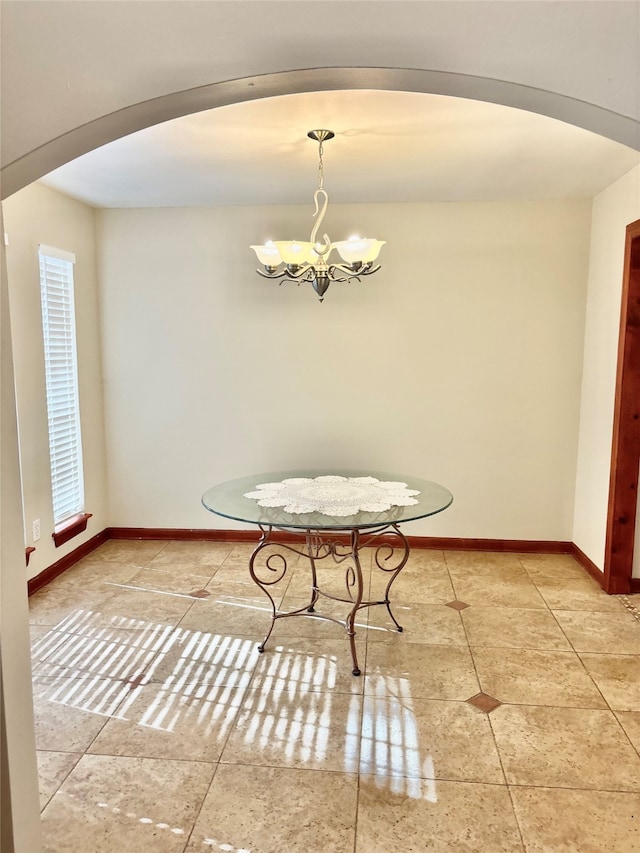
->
{"left": 39, "top": 245, "right": 88, "bottom": 544}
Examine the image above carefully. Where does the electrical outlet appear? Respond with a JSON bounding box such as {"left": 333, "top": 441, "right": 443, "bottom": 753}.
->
{"left": 32, "top": 519, "right": 41, "bottom": 542}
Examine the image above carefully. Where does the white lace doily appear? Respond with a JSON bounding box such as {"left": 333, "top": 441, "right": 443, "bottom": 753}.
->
{"left": 243, "top": 475, "right": 420, "bottom": 517}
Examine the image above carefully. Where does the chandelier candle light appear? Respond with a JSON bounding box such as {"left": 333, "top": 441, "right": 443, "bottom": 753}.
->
{"left": 250, "top": 130, "right": 385, "bottom": 301}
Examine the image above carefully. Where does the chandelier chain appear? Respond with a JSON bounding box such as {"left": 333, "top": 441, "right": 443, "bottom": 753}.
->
{"left": 317, "top": 140, "right": 325, "bottom": 191}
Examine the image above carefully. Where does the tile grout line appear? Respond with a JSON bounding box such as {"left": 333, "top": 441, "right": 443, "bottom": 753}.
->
{"left": 346, "top": 546, "right": 382, "bottom": 853}
{"left": 440, "top": 553, "right": 521, "bottom": 746}
{"left": 570, "top": 648, "right": 625, "bottom": 711}
{"left": 456, "top": 553, "right": 524, "bottom": 851}
{"left": 37, "top": 752, "right": 83, "bottom": 815}
{"left": 352, "top": 617, "right": 375, "bottom": 853}
{"left": 180, "top": 761, "right": 222, "bottom": 853}
{"left": 515, "top": 554, "right": 554, "bottom": 614}
{"left": 543, "top": 601, "right": 616, "bottom": 713}
{"left": 485, "top": 715, "right": 526, "bottom": 850}
{"left": 443, "top": 551, "right": 465, "bottom": 615}
{"left": 611, "top": 710, "right": 640, "bottom": 764}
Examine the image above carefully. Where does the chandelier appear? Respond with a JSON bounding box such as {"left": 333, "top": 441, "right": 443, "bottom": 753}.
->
{"left": 250, "top": 130, "right": 385, "bottom": 302}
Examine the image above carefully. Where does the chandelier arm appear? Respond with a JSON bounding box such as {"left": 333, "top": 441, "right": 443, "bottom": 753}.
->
{"left": 329, "top": 263, "right": 381, "bottom": 278}
{"left": 288, "top": 265, "right": 315, "bottom": 280}
{"left": 256, "top": 264, "right": 316, "bottom": 281}
{"left": 325, "top": 269, "right": 360, "bottom": 284}
{"left": 256, "top": 267, "right": 288, "bottom": 280}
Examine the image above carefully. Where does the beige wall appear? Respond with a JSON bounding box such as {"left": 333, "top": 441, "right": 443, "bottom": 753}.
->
{"left": 11, "top": 179, "right": 638, "bottom": 561}
{"left": 98, "top": 200, "right": 591, "bottom": 540}
{"left": 572, "top": 165, "right": 640, "bottom": 572}
{"left": 2, "top": 183, "right": 108, "bottom": 581}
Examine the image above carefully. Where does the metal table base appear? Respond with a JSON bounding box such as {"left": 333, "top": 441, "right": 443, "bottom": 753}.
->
{"left": 248, "top": 522, "right": 410, "bottom": 675}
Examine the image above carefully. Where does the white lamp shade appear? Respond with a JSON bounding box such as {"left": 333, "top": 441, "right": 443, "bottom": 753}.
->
{"left": 273, "top": 241, "right": 316, "bottom": 265}
{"left": 333, "top": 238, "right": 385, "bottom": 264}
{"left": 251, "top": 242, "right": 283, "bottom": 266}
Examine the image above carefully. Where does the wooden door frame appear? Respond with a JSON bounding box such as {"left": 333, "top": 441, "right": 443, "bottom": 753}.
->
{"left": 604, "top": 218, "right": 640, "bottom": 594}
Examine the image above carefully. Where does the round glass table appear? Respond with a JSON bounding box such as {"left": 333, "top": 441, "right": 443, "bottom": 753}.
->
{"left": 202, "top": 469, "right": 453, "bottom": 675}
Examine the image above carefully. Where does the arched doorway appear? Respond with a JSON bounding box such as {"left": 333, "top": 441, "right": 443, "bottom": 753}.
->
{"left": 1, "top": 64, "right": 639, "bottom": 852}
{"left": 2, "top": 66, "right": 639, "bottom": 200}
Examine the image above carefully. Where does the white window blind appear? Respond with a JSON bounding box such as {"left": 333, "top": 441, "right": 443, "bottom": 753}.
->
{"left": 39, "top": 245, "right": 85, "bottom": 527}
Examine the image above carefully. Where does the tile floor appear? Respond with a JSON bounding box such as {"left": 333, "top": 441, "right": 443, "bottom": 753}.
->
{"left": 29, "top": 540, "right": 640, "bottom": 852}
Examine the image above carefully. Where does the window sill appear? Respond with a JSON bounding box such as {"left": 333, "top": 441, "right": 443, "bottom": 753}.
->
{"left": 52, "top": 513, "right": 92, "bottom": 548}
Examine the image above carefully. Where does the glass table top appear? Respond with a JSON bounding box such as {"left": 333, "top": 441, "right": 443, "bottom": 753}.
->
{"left": 202, "top": 469, "right": 453, "bottom": 531}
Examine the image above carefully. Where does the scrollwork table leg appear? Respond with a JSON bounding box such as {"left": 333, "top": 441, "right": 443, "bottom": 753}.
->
{"left": 371, "top": 523, "right": 410, "bottom": 633}
{"left": 346, "top": 529, "right": 364, "bottom": 676}
{"left": 247, "top": 525, "right": 288, "bottom": 653}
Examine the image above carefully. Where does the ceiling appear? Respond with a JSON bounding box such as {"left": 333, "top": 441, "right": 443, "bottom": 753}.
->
{"left": 39, "top": 90, "right": 639, "bottom": 208}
